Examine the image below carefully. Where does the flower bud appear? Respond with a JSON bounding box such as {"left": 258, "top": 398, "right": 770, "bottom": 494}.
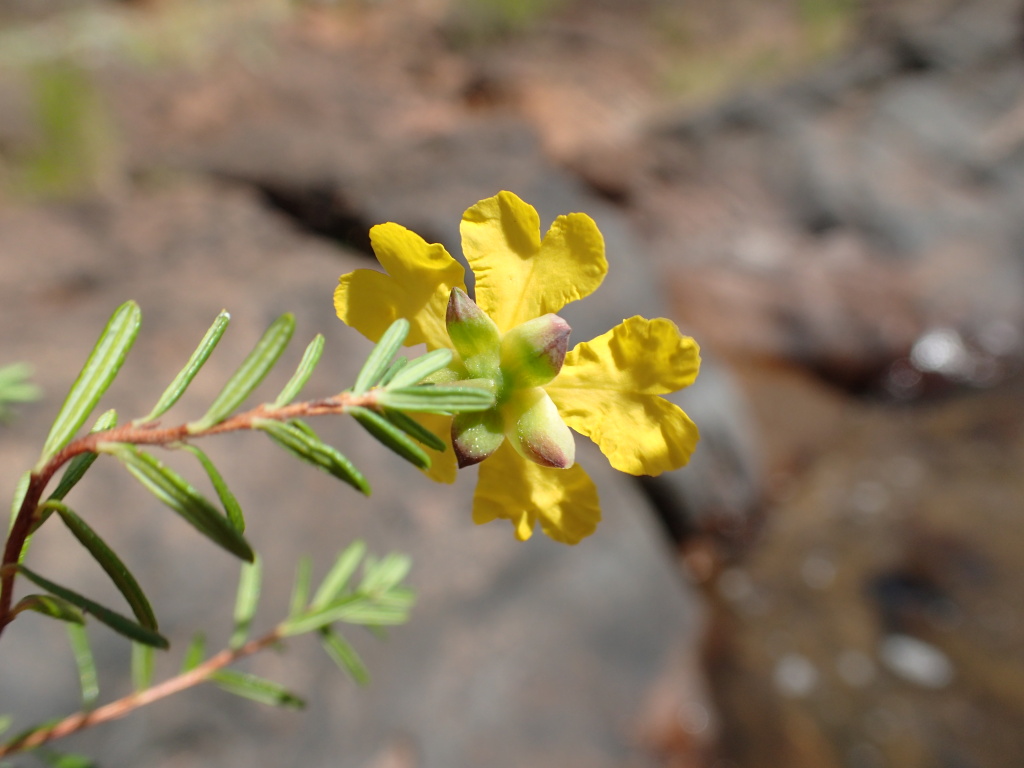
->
{"left": 446, "top": 288, "right": 501, "bottom": 380}
{"left": 500, "top": 314, "right": 571, "bottom": 389}
{"left": 452, "top": 410, "right": 505, "bottom": 468}
{"left": 504, "top": 387, "right": 575, "bottom": 468}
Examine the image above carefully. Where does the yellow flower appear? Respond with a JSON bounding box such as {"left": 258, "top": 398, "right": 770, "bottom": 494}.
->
{"left": 335, "top": 191, "right": 700, "bottom": 544}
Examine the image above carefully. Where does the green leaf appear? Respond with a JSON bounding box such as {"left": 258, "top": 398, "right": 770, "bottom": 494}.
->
{"left": 7, "top": 470, "right": 31, "bottom": 535}
{"left": 17, "top": 565, "right": 168, "bottom": 649}
{"left": 349, "top": 406, "right": 430, "bottom": 469}
{"left": 352, "top": 319, "right": 409, "bottom": 394}
{"left": 47, "top": 409, "right": 118, "bottom": 505}
{"left": 375, "top": 386, "right": 495, "bottom": 414}
{"left": 230, "top": 557, "right": 262, "bottom": 650}
{"left": 318, "top": 627, "right": 369, "bottom": 686}
{"left": 273, "top": 334, "right": 324, "bottom": 406}
{"left": 0, "top": 714, "right": 10, "bottom": 735}
{"left": 138, "top": 310, "right": 230, "bottom": 423}
{"left": 380, "top": 409, "right": 446, "bottom": 452}
{"left": 289, "top": 556, "right": 313, "bottom": 619}
{"left": 34, "top": 748, "right": 97, "bottom": 768}
{"left": 66, "top": 624, "right": 99, "bottom": 707}
{"left": 132, "top": 642, "right": 154, "bottom": 692}
{"left": 359, "top": 553, "right": 412, "bottom": 594}
{"left": 39, "top": 300, "right": 141, "bottom": 465}
{"left": 210, "top": 670, "right": 305, "bottom": 709}
{"left": 106, "top": 445, "right": 254, "bottom": 562}
{"left": 12, "top": 594, "right": 83, "bottom": 624}
{"left": 384, "top": 348, "right": 454, "bottom": 389}
{"left": 255, "top": 419, "right": 370, "bottom": 494}
{"left": 188, "top": 313, "right": 295, "bottom": 433}
{"left": 311, "top": 541, "right": 366, "bottom": 609}
{"left": 280, "top": 589, "right": 414, "bottom": 636}
{"left": 49, "top": 501, "right": 157, "bottom": 630}
{"left": 180, "top": 632, "right": 206, "bottom": 672}
{"left": 180, "top": 444, "right": 245, "bottom": 533}
{"left": 377, "top": 357, "right": 408, "bottom": 387}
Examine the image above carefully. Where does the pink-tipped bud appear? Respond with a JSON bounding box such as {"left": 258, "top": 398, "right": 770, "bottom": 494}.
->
{"left": 451, "top": 410, "right": 505, "bottom": 468}
{"left": 446, "top": 288, "right": 501, "bottom": 380}
{"left": 504, "top": 387, "right": 575, "bottom": 469}
{"left": 500, "top": 314, "right": 571, "bottom": 389}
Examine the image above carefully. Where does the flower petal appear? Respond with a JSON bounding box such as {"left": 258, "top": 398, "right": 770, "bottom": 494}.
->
{"left": 546, "top": 316, "right": 701, "bottom": 476}
{"left": 460, "top": 191, "right": 607, "bottom": 331}
{"left": 334, "top": 223, "right": 465, "bottom": 349}
{"left": 473, "top": 442, "right": 601, "bottom": 544}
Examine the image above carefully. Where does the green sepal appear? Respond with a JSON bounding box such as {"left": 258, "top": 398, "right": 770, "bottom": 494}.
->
{"left": 12, "top": 594, "right": 84, "bottom": 624}
{"left": 445, "top": 287, "right": 501, "bottom": 379}
{"left": 318, "top": 627, "right": 369, "bottom": 686}
{"left": 38, "top": 300, "right": 140, "bottom": 466}
{"left": 188, "top": 313, "right": 295, "bottom": 433}
{"left": 209, "top": 670, "right": 305, "bottom": 709}
{"left": 274, "top": 334, "right": 324, "bottom": 407}
{"left": 48, "top": 500, "right": 157, "bottom": 630}
{"left": 66, "top": 624, "right": 99, "bottom": 707}
{"left": 230, "top": 557, "right": 262, "bottom": 650}
{"left": 380, "top": 409, "right": 446, "bottom": 453}
{"left": 179, "top": 444, "right": 245, "bottom": 533}
{"left": 138, "top": 310, "right": 230, "bottom": 423}
{"left": 352, "top": 319, "right": 409, "bottom": 394}
{"left": 384, "top": 348, "right": 454, "bottom": 389}
{"left": 255, "top": 419, "right": 370, "bottom": 494}
{"left": 16, "top": 565, "right": 169, "bottom": 649}
{"left": 375, "top": 385, "right": 495, "bottom": 414}
{"left": 104, "top": 444, "right": 254, "bottom": 562}
{"left": 349, "top": 406, "right": 430, "bottom": 469}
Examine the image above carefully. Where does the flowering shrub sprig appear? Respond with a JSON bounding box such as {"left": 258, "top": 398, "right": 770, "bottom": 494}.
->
{"left": 335, "top": 191, "right": 701, "bottom": 544}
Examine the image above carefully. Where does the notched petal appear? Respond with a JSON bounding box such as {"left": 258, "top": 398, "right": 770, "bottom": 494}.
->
{"left": 500, "top": 314, "right": 571, "bottom": 389}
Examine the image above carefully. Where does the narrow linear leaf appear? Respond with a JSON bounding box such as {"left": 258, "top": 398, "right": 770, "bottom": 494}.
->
{"left": 359, "top": 553, "right": 412, "bottom": 595}
{"left": 35, "top": 749, "right": 98, "bottom": 768}
{"left": 352, "top": 319, "right": 409, "bottom": 394}
{"left": 17, "top": 565, "right": 168, "bottom": 649}
{"left": 380, "top": 409, "right": 446, "bottom": 453}
{"left": 39, "top": 300, "right": 141, "bottom": 465}
{"left": 377, "top": 356, "right": 408, "bottom": 387}
{"left": 256, "top": 419, "right": 370, "bottom": 494}
{"left": 106, "top": 445, "right": 254, "bottom": 562}
{"left": 230, "top": 557, "right": 262, "bottom": 650}
{"left": 188, "top": 313, "right": 295, "bottom": 433}
{"left": 0, "top": 714, "right": 10, "bottom": 735}
{"left": 280, "top": 590, "right": 415, "bottom": 636}
{"left": 210, "top": 670, "right": 305, "bottom": 709}
{"left": 384, "top": 348, "right": 454, "bottom": 389}
{"left": 375, "top": 386, "right": 495, "bottom": 414}
{"left": 180, "top": 444, "right": 245, "bottom": 533}
{"left": 12, "top": 594, "right": 83, "bottom": 624}
{"left": 66, "top": 624, "right": 99, "bottom": 707}
{"left": 180, "top": 632, "right": 206, "bottom": 673}
{"left": 318, "top": 627, "right": 369, "bottom": 686}
{"left": 7, "top": 470, "right": 30, "bottom": 535}
{"left": 139, "top": 310, "right": 230, "bottom": 423}
{"left": 289, "top": 556, "right": 313, "bottom": 619}
{"left": 349, "top": 406, "right": 430, "bottom": 469}
{"left": 311, "top": 541, "right": 366, "bottom": 609}
{"left": 131, "top": 642, "right": 155, "bottom": 692}
{"left": 47, "top": 409, "right": 118, "bottom": 505}
{"left": 50, "top": 501, "right": 157, "bottom": 630}
{"left": 273, "top": 334, "right": 324, "bottom": 407}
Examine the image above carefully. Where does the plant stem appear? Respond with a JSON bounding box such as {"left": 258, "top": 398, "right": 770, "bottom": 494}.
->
{"left": 0, "top": 391, "right": 377, "bottom": 640}
{"left": 0, "top": 628, "right": 284, "bottom": 757}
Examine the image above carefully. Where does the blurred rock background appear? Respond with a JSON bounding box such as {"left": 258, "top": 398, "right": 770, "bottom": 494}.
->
{"left": 1, "top": 1, "right": 1023, "bottom": 767}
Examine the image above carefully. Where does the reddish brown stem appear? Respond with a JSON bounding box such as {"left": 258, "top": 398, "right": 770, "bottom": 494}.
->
{"left": 0, "top": 628, "right": 284, "bottom": 757}
{"left": 0, "top": 392, "right": 376, "bottom": 640}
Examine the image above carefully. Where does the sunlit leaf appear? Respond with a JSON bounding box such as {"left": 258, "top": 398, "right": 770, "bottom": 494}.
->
{"left": 139, "top": 310, "right": 230, "bottom": 423}
{"left": 379, "top": 409, "right": 446, "bottom": 453}
{"left": 289, "top": 556, "right": 313, "bottom": 619}
{"left": 180, "top": 444, "right": 245, "bottom": 533}
{"left": 180, "top": 632, "right": 206, "bottom": 672}
{"left": 311, "top": 541, "right": 366, "bottom": 609}
{"left": 132, "top": 642, "right": 154, "bottom": 692}
{"left": 375, "top": 386, "right": 495, "bottom": 414}
{"left": 256, "top": 419, "right": 370, "bottom": 494}
{"left": 188, "top": 313, "right": 295, "bottom": 432}
{"left": 318, "top": 627, "right": 369, "bottom": 686}
{"left": 66, "top": 624, "right": 99, "bottom": 707}
{"left": 384, "top": 348, "right": 454, "bottom": 389}
{"left": 273, "top": 334, "right": 323, "bottom": 407}
{"left": 39, "top": 300, "right": 141, "bottom": 465}
{"left": 352, "top": 319, "right": 409, "bottom": 394}
{"left": 230, "top": 557, "right": 262, "bottom": 650}
{"left": 348, "top": 406, "right": 430, "bottom": 469}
